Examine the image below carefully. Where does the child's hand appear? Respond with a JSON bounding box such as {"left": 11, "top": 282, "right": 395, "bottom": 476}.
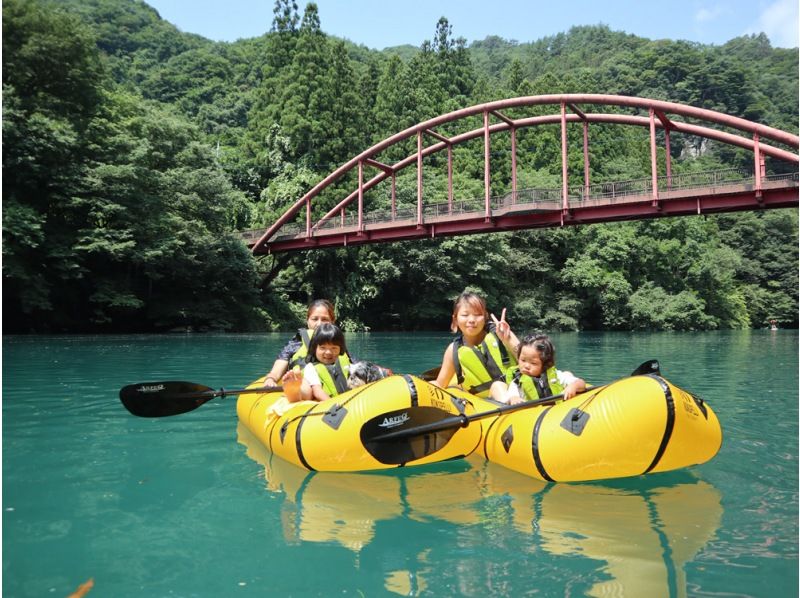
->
{"left": 507, "top": 394, "right": 525, "bottom": 405}
{"left": 563, "top": 381, "right": 580, "bottom": 400}
{"left": 490, "top": 308, "right": 511, "bottom": 341}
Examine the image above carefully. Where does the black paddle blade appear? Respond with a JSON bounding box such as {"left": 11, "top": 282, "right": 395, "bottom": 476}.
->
{"left": 119, "top": 381, "right": 216, "bottom": 417}
{"left": 419, "top": 367, "right": 441, "bottom": 382}
{"left": 360, "top": 406, "right": 459, "bottom": 465}
{"left": 630, "top": 359, "right": 661, "bottom": 376}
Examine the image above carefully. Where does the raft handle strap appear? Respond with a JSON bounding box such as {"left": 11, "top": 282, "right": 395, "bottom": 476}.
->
{"left": 689, "top": 392, "right": 708, "bottom": 419}
{"left": 322, "top": 403, "right": 348, "bottom": 430}
{"left": 560, "top": 408, "right": 591, "bottom": 436}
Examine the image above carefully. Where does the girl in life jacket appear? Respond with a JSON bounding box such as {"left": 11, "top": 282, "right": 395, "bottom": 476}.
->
{"left": 284, "top": 322, "right": 353, "bottom": 403}
{"left": 433, "top": 291, "right": 521, "bottom": 399}
{"left": 496, "top": 334, "right": 586, "bottom": 405}
{"left": 263, "top": 299, "right": 336, "bottom": 388}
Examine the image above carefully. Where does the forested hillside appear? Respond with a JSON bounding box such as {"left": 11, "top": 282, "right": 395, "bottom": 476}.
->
{"left": 3, "top": 0, "right": 798, "bottom": 333}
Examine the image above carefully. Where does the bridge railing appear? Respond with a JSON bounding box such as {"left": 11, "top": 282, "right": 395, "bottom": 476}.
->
{"left": 243, "top": 168, "right": 797, "bottom": 243}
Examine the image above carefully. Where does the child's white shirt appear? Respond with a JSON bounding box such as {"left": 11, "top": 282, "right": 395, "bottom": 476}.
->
{"left": 302, "top": 362, "right": 322, "bottom": 387}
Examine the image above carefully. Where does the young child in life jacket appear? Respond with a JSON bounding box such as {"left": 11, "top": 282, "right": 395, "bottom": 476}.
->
{"left": 496, "top": 334, "right": 586, "bottom": 405}
{"left": 434, "top": 291, "right": 520, "bottom": 399}
{"left": 264, "top": 299, "right": 336, "bottom": 388}
{"left": 283, "top": 322, "right": 352, "bottom": 403}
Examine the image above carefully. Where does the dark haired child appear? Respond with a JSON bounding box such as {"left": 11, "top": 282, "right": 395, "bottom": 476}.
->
{"left": 496, "top": 333, "right": 586, "bottom": 405}
{"left": 284, "top": 322, "right": 352, "bottom": 403}
{"left": 434, "top": 291, "right": 519, "bottom": 398}
{"left": 264, "top": 299, "right": 336, "bottom": 388}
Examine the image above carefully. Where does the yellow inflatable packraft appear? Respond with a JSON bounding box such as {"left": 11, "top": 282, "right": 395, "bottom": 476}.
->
{"left": 236, "top": 374, "right": 486, "bottom": 471}
{"left": 479, "top": 374, "right": 722, "bottom": 482}
{"left": 237, "top": 371, "right": 721, "bottom": 482}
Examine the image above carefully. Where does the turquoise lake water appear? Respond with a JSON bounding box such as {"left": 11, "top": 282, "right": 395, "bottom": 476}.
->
{"left": 3, "top": 331, "right": 798, "bottom": 597}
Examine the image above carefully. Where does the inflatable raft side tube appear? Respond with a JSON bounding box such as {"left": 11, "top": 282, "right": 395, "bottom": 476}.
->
{"left": 643, "top": 375, "right": 676, "bottom": 474}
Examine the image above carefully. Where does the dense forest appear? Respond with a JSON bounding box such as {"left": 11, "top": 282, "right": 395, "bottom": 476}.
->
{"left": 3, "top": 0, "right": 798, "bottom": 333}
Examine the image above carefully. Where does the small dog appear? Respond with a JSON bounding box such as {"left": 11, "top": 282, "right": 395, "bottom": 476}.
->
{"left": 348, "top": 361, "right": 391, "bottom": 388}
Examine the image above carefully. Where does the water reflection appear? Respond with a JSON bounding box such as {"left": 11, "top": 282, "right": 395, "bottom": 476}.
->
{"left": 238, "top": 423, "right": 722, "bottom": 596}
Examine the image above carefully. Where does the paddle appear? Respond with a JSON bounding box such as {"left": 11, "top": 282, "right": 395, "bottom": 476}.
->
{"left": 360, "top": 359, "right": 661, "bottom": 465}
{"left": 419, "top": 366, "right": 441, "bottom": 381}
{"left": 119, "top": 381, "right": 282, "bottom": 418}
{"left": 120, "top": 363, "right": 445, "bottom": 418}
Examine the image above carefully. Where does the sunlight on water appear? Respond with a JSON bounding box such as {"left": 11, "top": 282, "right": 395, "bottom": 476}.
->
{"left": 3, "top": 331, "right": 797, "bottom": 597}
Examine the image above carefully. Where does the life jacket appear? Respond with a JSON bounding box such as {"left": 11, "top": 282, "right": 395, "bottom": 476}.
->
{"left": 506, "top": 365, "right": 565, "bottom": 401}
{"left": 452, "top": 327, "right": 516, "bottom": 398}
{"left": 313, "top": 354, "right": 352, "bottom": 397}
{"left": 288, "top": 328, "right": 314, "bottom": 368}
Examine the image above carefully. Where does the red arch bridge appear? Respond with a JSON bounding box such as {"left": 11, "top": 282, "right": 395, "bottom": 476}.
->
{"left": 244, "top": 94, "right": 799, "bottom": 254}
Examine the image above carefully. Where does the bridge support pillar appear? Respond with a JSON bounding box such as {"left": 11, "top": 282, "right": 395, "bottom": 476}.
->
{"left": 484, "top": 110, "right": 491, "bottom": 220}
{"left": 417, "top": 131, "right": 423, "bottom": 227}
{"left": 511, "top": 126, "right": 517, "bottom": 204}
{"left": 753, "top": 132, "right": 763, "bottom": 201}
{"left": 560, "top": 102, "right": 569, "bottom": 211}
{"left": 649, "top": 108, "right": 660, "bottom": 209}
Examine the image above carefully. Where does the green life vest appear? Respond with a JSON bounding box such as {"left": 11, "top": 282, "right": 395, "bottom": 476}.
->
{"left": 452, "top": 328, "right": 516, "bottom": 398}
{"left": 506, "top": 365, "right": 565, "bottom": 401}
{"left": 313, "top": 354, "right": 352, "bottom": 397}
{"left": 288, "top": 328, "right": 314, "bottom": 368}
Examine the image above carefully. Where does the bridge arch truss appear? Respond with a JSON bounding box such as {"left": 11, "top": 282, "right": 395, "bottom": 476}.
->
{"left": 249, "top": 94, "right": 799, "bottom": 254}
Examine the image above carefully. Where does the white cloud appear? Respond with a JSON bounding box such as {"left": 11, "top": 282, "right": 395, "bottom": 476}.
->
{"left": 695, "top": 6, "right": 725, "bottom": 23}
{"left": 751, "top": 0, "right": 799, "bottom": 48}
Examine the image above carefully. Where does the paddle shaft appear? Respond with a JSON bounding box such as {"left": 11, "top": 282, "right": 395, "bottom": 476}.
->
{"left": 370, "top": 359, "right": 660, "bottom": 444}
{"left": 169, "top": 385, "right": 282, "bottom": 400}
{"left": 372, "top": 388, "right": 597, "bottom": 443}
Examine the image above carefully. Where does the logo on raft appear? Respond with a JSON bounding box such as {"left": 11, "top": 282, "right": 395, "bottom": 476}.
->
{"left": 379, "top": 412, "right": 410, "bottom": 428}
{"left": 137, "top": 384, "right": 165, "bottom": 393}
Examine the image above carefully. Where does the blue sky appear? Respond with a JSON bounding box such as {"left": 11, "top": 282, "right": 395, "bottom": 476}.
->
{"left": 144, "top": 0, "right": 799, "bottom": 49}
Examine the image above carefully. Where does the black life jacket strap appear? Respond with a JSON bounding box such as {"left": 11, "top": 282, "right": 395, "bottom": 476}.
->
{"left": 533, "top": 374, "right": 552, "bottom": 399}
{"left": 452, "top": 332, "right": 504, "bottom": 393}
{"left": 326, "top": 360, "right": 349, "bottom": 395}
{"left": 452, "top": 337, "right": 465, "bottom": 385}
{"left": 512, "top": 369, "right": 522, "bottom": 387}
{"left": 299, "top": 328, "right": 311, "bottom": 348}
{"left": 478, "top": 338, "right": 504, "bottom": 381}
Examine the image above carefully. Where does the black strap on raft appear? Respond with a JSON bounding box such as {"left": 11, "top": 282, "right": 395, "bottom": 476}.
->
{"left": 689, "top": 391, "right": 708, "bottom": 419}
{"left": 295, "top": 403, "right": 316, "bottom": 471}
{"left": 643, "top": 374, "right": 676, "bottom": 474}
{"left": 402, "top": 374, "right": 419, "bottom": 406}
{"left": 531, "top": 406, "right": 555, "bottom": 482}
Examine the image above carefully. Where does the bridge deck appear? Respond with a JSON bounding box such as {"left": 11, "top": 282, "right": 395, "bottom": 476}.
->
{"left": 243, "top": 172, "right": 798, "bottom": 253}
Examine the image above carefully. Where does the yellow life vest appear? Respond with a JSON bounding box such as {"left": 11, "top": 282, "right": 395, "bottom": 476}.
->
{"left": 314, "top": 354, "right": 352, "bottom": 397}
{"left": 452, "top": 329, "right": 516, "bottom": 398}
{"left": 289, "top": 328, "right": 314, "bottom": 368}
{"left": 506, "top": 365, "right": 565, "bottom": 401}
